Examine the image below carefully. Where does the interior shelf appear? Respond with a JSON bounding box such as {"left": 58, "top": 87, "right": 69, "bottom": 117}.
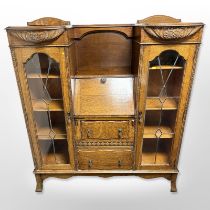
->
{"left": 39, "top": 141, "right": 69, "bottom": 164}
{"left": 27, "top": 73, "right": 60, "bottom": 79}
{"left": 142, "top": 152, "right": 169, "bottom": 165}
{"left": 32, "top": 100, "right": 63, "bottom": 111}
{"left": 146, "top": 97, "right": 178, "bottom": 110}
{"left": 149, "top": 65, "right": 183, "bottom": 70}
{"left": 143, "top": 126, "right": 174, "bottom": 138}
{"left": 74, "top": 66, "right": 132, "bottom": 78}
{"left": 37, "top": 126, "right": 67, "bottom": 140}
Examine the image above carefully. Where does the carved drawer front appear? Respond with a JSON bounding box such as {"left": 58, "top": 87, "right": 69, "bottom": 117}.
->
{"left": 77, "top": 148, "right": 133, "bottom": 170}
{"left": 76, "top": 120, "right": 134, "bottom": 140}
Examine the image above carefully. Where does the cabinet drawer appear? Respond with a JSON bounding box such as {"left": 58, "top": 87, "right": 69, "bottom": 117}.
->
{"left": 77, "top": 148, "right": 133, "bottom": 170}
{"left": 76, "top": 120, "right": 134, "bottom": 140}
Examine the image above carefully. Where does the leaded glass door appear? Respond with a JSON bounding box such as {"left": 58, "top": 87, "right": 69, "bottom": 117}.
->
{"left": 24, "top": 53, "right": 70, "bottom": 167}
{"left": 141, "top": 50, "right": 185, "bottom": 165}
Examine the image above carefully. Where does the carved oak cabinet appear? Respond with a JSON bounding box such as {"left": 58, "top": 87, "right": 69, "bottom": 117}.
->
{"left": 6, "top": 16, "right": 203, "bottom": 192}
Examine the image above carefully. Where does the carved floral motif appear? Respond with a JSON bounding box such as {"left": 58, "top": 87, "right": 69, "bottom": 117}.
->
{"left": 10, "top": 28, "right": 65, "bottom": 43}
{"left": 143, "top": 26, "right": 202, "bottom": 40}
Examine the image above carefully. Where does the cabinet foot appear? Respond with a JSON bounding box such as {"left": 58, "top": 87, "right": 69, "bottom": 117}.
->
{"left": 170, "top": 174, "right": 177, "bottom": 192}
{"left": 35, "top": 174, "right": 43, "bottom": 192}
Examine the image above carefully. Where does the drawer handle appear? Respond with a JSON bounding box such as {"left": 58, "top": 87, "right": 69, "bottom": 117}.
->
{"left": 87, "top": 129, "right": 92, "bottom": 138}
{"left": 118, "top": 128, "right": 123, "bottom": 139}
{"left": 88, "top": 160, "right": 93, "bottom": 168}
{"left": 118, "top": 160, "right": 122, "bottom": 167}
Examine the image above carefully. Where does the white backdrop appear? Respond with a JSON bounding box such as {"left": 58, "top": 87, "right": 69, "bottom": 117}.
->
{"left": 0, "top": 0, "right": 210, "bottom": 210}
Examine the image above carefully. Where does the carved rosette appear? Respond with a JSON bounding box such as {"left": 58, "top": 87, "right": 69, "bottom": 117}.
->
{"left": 10, "top": 28, "right": 65, "bottom": 43}
{"left": 143, "top": 25, "right": 202, "bottom": 40}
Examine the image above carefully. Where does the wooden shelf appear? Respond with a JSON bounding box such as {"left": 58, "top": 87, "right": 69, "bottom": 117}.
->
{"left": 146, "top": 98, "right": 178, "bottom": 110}
{"left": 73, "top": 78, "right": 134, "bottom": 116}
{"left": 143, "top": 126, "right": 174, "bottom": 138}
{"left": 40, "top": 141, "right": 69, "bottom": 164}
{"left": 74, "top": 66, "right": 132, "bottom": 78}
{"left": 37, "top": 126, "right": 66, "bottom": 140}
{"left": 32, "top": 100, "right": 63, "bottom": 111}
{"left": 149, "top": 65, "right": 183, "bottom": 70}
{"left": 142, "top": 152, "right": 169, "bottom": 165}
{"left": 42, "top": 153, "right": 69, "bottom": 165}
{"left": 27, "top": 73, "right": 60, "bottom": 78}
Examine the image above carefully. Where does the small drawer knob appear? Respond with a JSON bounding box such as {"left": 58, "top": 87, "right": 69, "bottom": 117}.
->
{"left": 100, "top": 78, "right": 107, "bottom": 84}
{"left": 118, "top": 160, "right": 122, "bottom": 167}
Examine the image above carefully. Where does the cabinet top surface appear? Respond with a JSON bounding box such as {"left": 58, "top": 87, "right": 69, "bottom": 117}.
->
{"left": 5, "top": 15, "right": 204, "bottom": 30}
{"left": 6, "top": 22, "right": 204, "bottom": 30}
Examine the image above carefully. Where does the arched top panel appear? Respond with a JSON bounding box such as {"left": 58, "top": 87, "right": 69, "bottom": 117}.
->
{"left": 76, "top": 30, "right": 131, "bottom": 40}
{"left": 149, "top": 50, "right": 185, "bottom": 68}
{"left": 24, "top": 53, "right": 60, "bottom": 78}
{"left": 137, "top": 15, "right": 181, "bottom": 24}
{"left": 27, "top": 17, "right": 70, "bottom": 26}
{"left": 75, "top": 31, "right": 132, "bottom": 75}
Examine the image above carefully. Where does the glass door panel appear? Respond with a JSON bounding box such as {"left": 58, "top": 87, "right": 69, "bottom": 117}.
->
{"left": 141, "top": 50, "right": 185, "bottom": 165}
{"left": 24, "top": 53, "right": 69, "bottom": 166}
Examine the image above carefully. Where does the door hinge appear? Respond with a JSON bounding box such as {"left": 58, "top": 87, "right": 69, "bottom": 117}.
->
{"left": 67, "top": 112, "right": 72, "bottom": 124}
{"left": 138, "top": 111, "right": 143, "bottom": 124}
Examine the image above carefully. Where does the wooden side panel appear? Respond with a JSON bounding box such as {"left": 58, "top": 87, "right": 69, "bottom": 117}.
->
{"left": 11, "top": 48, "right": 42, "bottom": 168}
{"left": 170, "top": 44, "right": 199, "bottom": 166}
{"left": 59, "top": 47, "right": 76, "bottom": 169}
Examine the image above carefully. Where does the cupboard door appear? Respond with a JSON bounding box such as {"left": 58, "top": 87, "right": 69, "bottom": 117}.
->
{"left": 137, "top": 49, "right": 188, "bottom": 167}
{"left": 21, "top": 50, "right": 74, "bottom": 169}
{"left": 142, "top": 50, "right": 185, "bottom": 165}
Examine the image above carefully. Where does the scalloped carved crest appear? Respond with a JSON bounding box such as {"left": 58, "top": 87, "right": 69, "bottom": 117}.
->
{"left": 10, "top": 28, "right": 65, "bottom": 43}
{"left": 143, "top": 26, "right": 202, "bottom": 40}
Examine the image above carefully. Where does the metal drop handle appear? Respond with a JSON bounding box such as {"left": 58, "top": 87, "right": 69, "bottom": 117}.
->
{"left": 118, "top": 160, "right": 122, "bottom": 167}
{"left": 87, "top": 129, "right": 92, "bottom": 138}
{"left": 118, "top": 128, "right": 123, "bottom": 139}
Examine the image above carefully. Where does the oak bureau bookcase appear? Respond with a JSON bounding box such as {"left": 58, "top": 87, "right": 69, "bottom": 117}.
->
{"left": 6, "top": 15, "right": 204, "bottom": 192}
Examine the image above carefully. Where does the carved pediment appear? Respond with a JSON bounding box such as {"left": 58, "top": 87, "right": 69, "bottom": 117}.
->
{"left": 10, "top": 28, "right": 65, "bottom": 43}
{"left": 143, "top": 25, "right": 203, "bottom": 40}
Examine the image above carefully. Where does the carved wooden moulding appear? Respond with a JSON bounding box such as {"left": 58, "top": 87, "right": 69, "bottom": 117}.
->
{"left": 10, "top": 28, "right": 65, "bottom": 43}
{"left": 143, "top": 25, "right": 203, "bottom": 40}
{"left": 76, "top": 141, "right": 134, "bottom": 146}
